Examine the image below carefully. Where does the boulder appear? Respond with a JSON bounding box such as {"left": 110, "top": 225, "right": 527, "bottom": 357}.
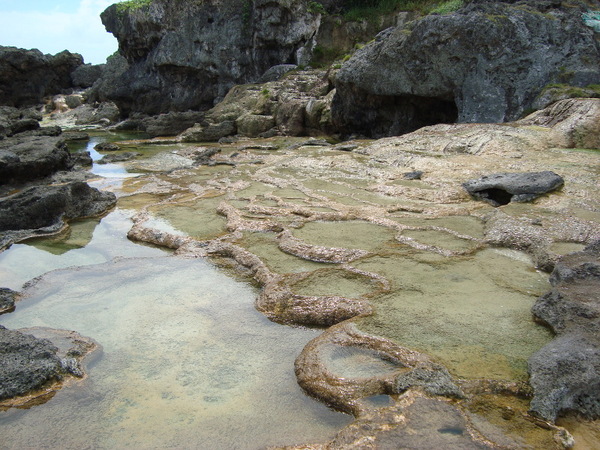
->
{"left": 0, "top": 181, "right": 117, "bottom": 234}
{"left": 94, "top": 142, "right": 120, "bottom": 152}
{"left": 0, "top": 135, "right": 72, "bottom": 185}
{"left": 0, "top": 325, "right": 63, "bottom": 401}
{"left": 71, "top": 63, "right": 105, "bottom": 88}
{"left": 528, "top": 241, "right": 600, "bottom": 422}
{"left": 97, "top": 152, "right": 140, "bottom": 164}
{"left": 180, "top": 121, "right": 236, "bottom": 142}
{"left": 139, "top": 111, "right": 206, "bottom": 137}
{"left": 462, "top": 171, "right": 564, "bottom": 206}
{"left": 0, "top": 47, "right": 84, "bottom": 107}
{"left": 332, "top": 1, "right": 600, "bottom": 137}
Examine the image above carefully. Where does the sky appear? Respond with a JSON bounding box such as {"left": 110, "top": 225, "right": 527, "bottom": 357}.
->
{"left": 0, "top": 0, "right": 126, "bottom": 65}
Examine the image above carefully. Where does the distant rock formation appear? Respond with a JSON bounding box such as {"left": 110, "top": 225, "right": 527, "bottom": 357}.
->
{"left": 99, "top": 0, "right": 324, "bottom": 115}
{"left": 0, "top": 47, "right": 84, "bottom": 107}
{"left": 332, "top": 0, "right": 600, "bottom": 137}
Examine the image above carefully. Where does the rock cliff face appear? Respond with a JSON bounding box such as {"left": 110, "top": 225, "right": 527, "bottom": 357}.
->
{"left": 332, "top": 0, "right": 600, "bottom": 137}
{"left": 0, "top": 47, "right": 84, "bottom": 107}
{"left": 100, "top": 0, "right": 323, "bottom": 115}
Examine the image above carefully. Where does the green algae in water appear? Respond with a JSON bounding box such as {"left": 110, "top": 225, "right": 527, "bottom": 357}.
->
{"left": 148, "top": 197, "right": 227, "bottom": 240}
{"left": 241, "top": 232, "right": 327, "bottom": 274}
{"left": 291, "top": 269, "right": 379, "bottom": 298}
{"left": 0, "top": 257, "right": 350, "bottom": 449}
{"left": 393, "top": 216, "right": 486, "bottom": 240}
{"left": 293, "top": 220, "right": 396, "bottom": 252}
{"left": 401, "top": 229, "right": 479, "bottom": 253}
{"left": 353, "top": 249, "right": 552, "bottom": 380}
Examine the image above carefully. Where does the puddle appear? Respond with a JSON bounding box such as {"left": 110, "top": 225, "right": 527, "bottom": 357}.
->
{"left": 353, "top": 249, "right": 552, "bottom": 380}
{"left": 0, "top": 257, "right": 350, "bottom": 449}
{"left": 292, "top": 220, "right": 396, "bottom": 252}
{"left": 319, "top": 344, "right": 402, "bottom": 379}
{"left": 291, "top": 269, "right": 379, "bottom": 298}
{"left": 0, "top": 210, "right": 167, "bottom": 291}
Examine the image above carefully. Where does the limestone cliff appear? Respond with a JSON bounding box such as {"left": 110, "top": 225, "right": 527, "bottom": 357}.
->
{"left": 332, "top": 0, "right": 600, "bottom": 137}
{"left": 100, "top": 0, "right": 323, "bottom": 115}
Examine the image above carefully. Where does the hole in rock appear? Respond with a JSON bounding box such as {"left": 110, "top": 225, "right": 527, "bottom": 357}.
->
{"left": 479, "top": 188, "right": 513, "bottom": 206}
{"left": 438, "top": 427, "right": 465, "bottom": 436}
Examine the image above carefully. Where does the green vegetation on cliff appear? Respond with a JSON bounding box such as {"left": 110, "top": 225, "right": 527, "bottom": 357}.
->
{"left": 343, "top": 0, "right": 463, "bottom": 21}
{"left": 116, "top": 0, "right": 153, "bottom": 13}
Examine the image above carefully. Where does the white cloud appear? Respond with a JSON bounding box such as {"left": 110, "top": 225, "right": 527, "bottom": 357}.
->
{"left": 0, "top": 0, "right": 119, "bottom": 64}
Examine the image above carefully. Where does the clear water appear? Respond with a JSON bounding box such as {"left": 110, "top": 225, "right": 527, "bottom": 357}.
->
{"left": 0, "top": 256, "right": 350, "bottom": 449}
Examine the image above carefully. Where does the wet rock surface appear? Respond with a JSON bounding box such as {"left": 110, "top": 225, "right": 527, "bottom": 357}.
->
{"left": 332, "top": 2, "right": 600, "bottom": 137}
{"left": 0, "top": 325, "right": 97, "bottom": 407}
{"left": 0, "top": 135, "right": 72, "bottom": 185}
{"left": 529, "top": 241, "right": 600, "bottom": 422}
{"left": 0, "top": 325, "right": 63, "bottom": 401}
{"left": 0, "top": 182, "right": 117, "bottom": 248}
{"left": 463, "top": 171, "right": 565, "bottom": 207}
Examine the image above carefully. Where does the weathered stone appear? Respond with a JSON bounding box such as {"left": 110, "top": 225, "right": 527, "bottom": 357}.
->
{"left": 0, "top": 182, "right": 116, "bottom": 234}
{"left": 100, "top": 0, "right": 322, "bottom": 115}
{"left": 259, "top": 64, "right": 298, "bottom": 83}
{"left": 0, "top": 288, "right": 17, "bottom": 314}
{"left": 64, "top": 95, "right": 83, "bottom": 109}
{"left": 0, "top": 47, "right": 83, "bottom": 107}
{"left": 332, "top": 1, "right": 600, "bottom": 137}
{"left": 71, "top": 63, "right": 105, "bottom": 88}
{"left": 94, "top": 142, "right": 120, "bottom": 152}
{"left": 0, "top": 325, "right": 63, "bottom": 401}
{"left": 462, "top": 171, "right": 564, "bottom": 207}
{"left": 0, "top": 135, "right": 72, "bottom": 185}
{"left": 529, "top": 241, "right": 600, "bottom": 422}
{"left": 236, "top": 114, "right": 275, "bottom": 137}
{"left": 141, "top": 111, "right": 206, "bottom": 137}
{"left": 180, "top": 121, "right": 236, "bottom": 142}
{"left": 97, "top": 152, "right": 140, "bottom": 164}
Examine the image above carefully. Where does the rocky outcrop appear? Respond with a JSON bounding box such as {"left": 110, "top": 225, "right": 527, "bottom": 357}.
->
{"left": 0, "top": 135, "right": 73, "bottom": 185}
{"left": 332, "top": 1, "right": 600, "bottom": 137}
{"left": 0, "top": 47, "right": 84, "bottom": 107}
{"left": 463, "top": 171, "right": 564, "bottom": 206}
{"left": 0, "top": 182, "right": 117, "bottom": 248}
{"left": 528, "top": 241, "right": 600, "bottom": 422}
{"left": 100, "top": 0, "right": 323, "bottom": 115}
{"left": 0, "top": 326, "right": 98, "bottom": 406}
{"left": 180, "top": 69, "right": 334, "bottom": 140}
{"left": 0, "top": 326, "right": 64, "bottom": 401}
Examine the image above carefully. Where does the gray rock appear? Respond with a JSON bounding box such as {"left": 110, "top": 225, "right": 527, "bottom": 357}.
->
{"left": 94, "top": 142, "right": 120, "bottom": 152}
{"left": 0, "top": 47, "right": 83, "bottom": 107}
{"left": 462, "top": 171, "right": 564, "bottom": 206}
{"left": 0, "top": 287, "right": 17, "bottom": 314}
{"left": 259, "top": 64, "right": 298, "bottom": 83}
{"left": 71, "top": 63, "right": 105, "bottom": 88}
{"left": 403, "top": 171, "right": 423, "bottom": 180}
{"left": 0, "top": 325, "right": 63, "bottom": 401}
{"left": 0, "top": 135, "right": 73, "bottom": 185}
{"left": 332, "top": 1, "right": 600, "bottom": 137}
{"left": 394, "top": 363, "right": 464, "bottom": 399}
{"left": 99, "top": 0, "right": 321, "bottom": 115}
{"left": 0, "top": 181, "right": 116, "bottom": 233}
{"left": 64, "top": 95, "right": 83, "bottom": 109}
{"left": 528, "top": 241, "right": 600, "bottom": 422}
{"left": 97, "top": 152, "right": 140, "bottom": 164}
{"left": 180, "top": 121, "right": 236, "bottom": 142}
{"left": 140, "top": 111, "right": 206, "bottom": 137}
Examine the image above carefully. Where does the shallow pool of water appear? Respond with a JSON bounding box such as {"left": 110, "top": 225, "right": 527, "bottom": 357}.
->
{"left": 0, "top": 257, "right": 350, "bottom": 449}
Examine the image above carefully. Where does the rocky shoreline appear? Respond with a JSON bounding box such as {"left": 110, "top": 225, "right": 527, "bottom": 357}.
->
{"left": 0, "top": 0, "right": 599, "bottom": 447}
